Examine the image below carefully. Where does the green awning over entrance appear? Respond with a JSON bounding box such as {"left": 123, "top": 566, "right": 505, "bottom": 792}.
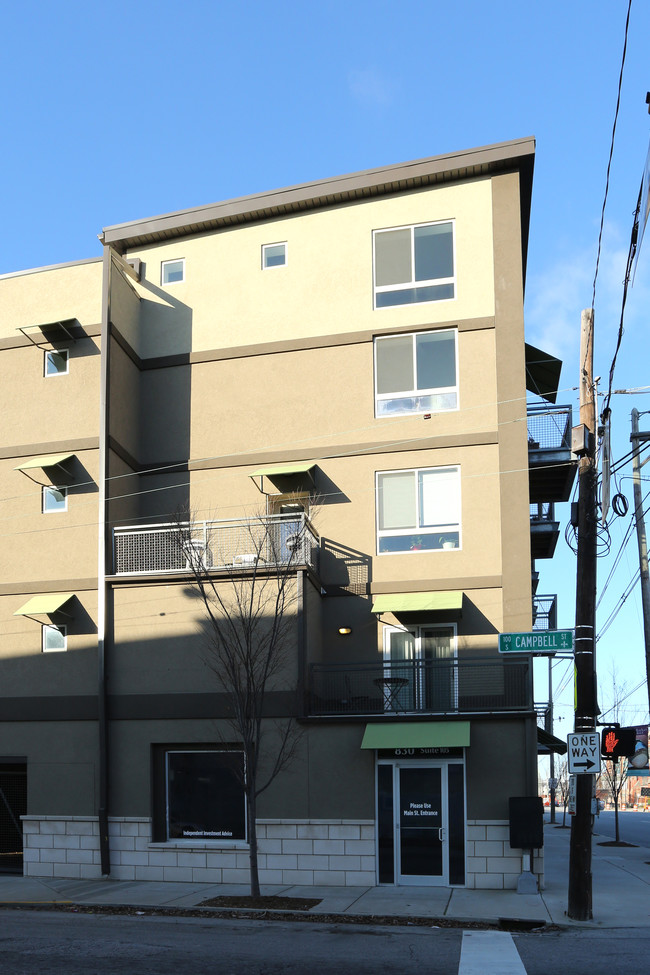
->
{"left": 14, "top": 594, "right": 74, "bottom": 618}
{"left": 371, "top": 591, "right": 463, "bottom": 616}
{"left": 361, "top": 721, "right": 470, "bottom": 750}
{"left": 250, "top": 462, "right": 315, "bottom": 478}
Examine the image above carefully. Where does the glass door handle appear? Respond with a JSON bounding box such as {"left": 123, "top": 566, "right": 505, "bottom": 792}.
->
{"left": 438, "top": 827, "right": 445, "bottom": 842}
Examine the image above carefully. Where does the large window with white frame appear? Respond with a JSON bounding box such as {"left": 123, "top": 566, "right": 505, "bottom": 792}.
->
{"left": 374, "top": 329, "right": 458, "bottom": 417}
{"left": 43, "top": 624, "right": 66, "bottom": 653}
{"left": 383, "top": 624, "right": 457, "bottom": 712}
{"left": 373, "top": 221, "right": 454, "bottom": 308}
{"left": 376, "top": 466, "right": 461, "bottom": 553}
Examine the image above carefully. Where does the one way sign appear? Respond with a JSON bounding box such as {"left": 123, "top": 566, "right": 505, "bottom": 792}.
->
{"left": 567, "top": 733, "right": 601, "bottom": 775}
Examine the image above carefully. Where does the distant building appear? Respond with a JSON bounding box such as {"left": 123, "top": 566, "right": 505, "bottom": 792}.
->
{"left": 0, "top": 138, "right": 575, "bottom": 888}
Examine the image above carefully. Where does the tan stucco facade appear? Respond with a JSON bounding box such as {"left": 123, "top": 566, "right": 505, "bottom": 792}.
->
{"left": 1, "top": 139, "right": 557, "bottom": 890}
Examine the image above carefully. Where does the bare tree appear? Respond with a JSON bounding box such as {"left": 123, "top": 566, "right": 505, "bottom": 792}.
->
{"left": 176, "top": 504, "right": 312, "bottom": 897}
{"left": 597, "top": 666, "right": 639, "bottom": 844}
{"left": 599, "top": 748, "right": 628, "bottom": 842}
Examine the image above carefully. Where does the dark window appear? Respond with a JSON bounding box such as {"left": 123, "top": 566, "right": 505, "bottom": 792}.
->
{"left": 152, "top": 746, "right": 245, "bottom": 842}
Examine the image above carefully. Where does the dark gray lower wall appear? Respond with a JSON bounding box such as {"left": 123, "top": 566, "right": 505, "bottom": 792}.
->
{"left": 0, "top": 721, "right": 98, "bottom": 816}
{"left": 465, "top": 716, "right": 535, "bottom": 819}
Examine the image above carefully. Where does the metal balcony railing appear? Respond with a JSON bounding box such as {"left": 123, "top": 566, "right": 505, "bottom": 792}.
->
{"left": 532, "top": 594, "right": 558, "bottom": 631}
{"left": 309, "top": 657, "right": 532, "bottom": 716}
{"left": 527, "top": 404, "right": 572, "bottom": 451}
{"left": 113, "top": 514, "right": 319, "bottom": 575}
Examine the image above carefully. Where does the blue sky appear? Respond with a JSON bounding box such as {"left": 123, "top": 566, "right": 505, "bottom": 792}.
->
{"left": 2, "top": 1, "right": 649, "bottom": 729}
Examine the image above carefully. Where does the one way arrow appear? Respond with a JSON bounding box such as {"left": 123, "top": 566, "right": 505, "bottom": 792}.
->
{"left": 573, "top": 758, "right": 596, "bottom": 770}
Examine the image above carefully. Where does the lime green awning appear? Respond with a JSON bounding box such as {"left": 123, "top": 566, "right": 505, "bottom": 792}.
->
{"left": 14, "top": 453, "right": 74, "bottom": 472}
{"left": 250, "top": 462, "right": 315, "bottom": 478}
{"left": 372, "top": 591, "right": 463, "bottom": 616}
{"left": 361, "top": 721, "right": 470, "bottom": 749}
{"left": 14, "top": 594, "right": 74, "bottom": 618}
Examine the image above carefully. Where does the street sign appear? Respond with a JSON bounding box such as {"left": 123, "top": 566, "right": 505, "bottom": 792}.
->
{"left": 498, "top": 629, "right": 573, "bottom": 654}
{"left": 567, "top": 732, "right": 601, "bottom": 775}
{"left": 568, "top": 775, "right": 576, "bottom": 815}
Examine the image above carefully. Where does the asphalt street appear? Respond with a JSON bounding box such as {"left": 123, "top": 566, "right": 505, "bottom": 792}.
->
{"left": 2, "top": 909, "right": 650, "bottom": 975}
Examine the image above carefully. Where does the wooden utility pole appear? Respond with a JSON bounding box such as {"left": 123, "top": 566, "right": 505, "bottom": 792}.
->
{"left": 630, "top": 408, "right": 650, "bottom": 716}
{"left": 568, "top": 309, "right": 598, "bottom": 921}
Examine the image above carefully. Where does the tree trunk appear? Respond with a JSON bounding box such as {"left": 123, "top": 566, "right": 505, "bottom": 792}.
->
{"left": 247, "top": 790, "right": 260, "bottom": 898}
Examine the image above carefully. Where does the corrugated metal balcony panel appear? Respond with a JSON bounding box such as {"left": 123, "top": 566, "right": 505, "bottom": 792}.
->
{"left": 527, "top": 404, "right": 577, "bottom": 502}
{"left": 113, "top": 515, "right": 320, "bottom": 576}
{"left": 530, "top": 524, "right": 560, "bottom": 559}
{"left": 309, "top": 657, "right": 532, "bottom": 717}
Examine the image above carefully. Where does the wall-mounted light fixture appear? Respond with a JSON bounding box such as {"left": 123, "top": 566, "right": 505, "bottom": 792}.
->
{"left": 338, "top": 626, "right": 352, "bottom": 636}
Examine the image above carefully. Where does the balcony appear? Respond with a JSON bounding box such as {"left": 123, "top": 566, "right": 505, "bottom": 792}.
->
{"left": 113, "top": 514, "right": 319, "bottom": 576}
{"left": 309, "top": 657, "right": 532, "bottom": 717}
{"left": 530, "top": 502, "right": 560, "bottom": 560}
{"left": 532, "top": 594, "right": 558, "bottom": 631}
{"left": 528, "top": 404, "right": 577, "bottom": 503}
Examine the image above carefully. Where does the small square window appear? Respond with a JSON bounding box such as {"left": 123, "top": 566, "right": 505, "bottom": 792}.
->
{"left": 161, "top": 259, "right": 185, "bottom": 285}
{"left": 44, "top": 349, "right": 69, "bottom": 376}
{"left": 42, "top": 486, "right": 67, "bottom": 513}
{"left": 262, "top": 242, "right": 287, "bottom": 269}
{"left": 43, "top": 624, "right": 66, "bottom": 653}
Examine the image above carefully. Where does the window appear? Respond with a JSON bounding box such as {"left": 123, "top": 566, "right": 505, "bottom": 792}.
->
{"left": 374, "top": 329, "right": 458, "bottom": 416}
{"left": 383, "top": 624, "right": 457, "bottom": 711}
{"left": 161, "top": 259, "right": 185, "bottom": 285}
{"left": 262, "top": 242, "right": 287, "bottom": 268}
{"left": 152, "top": 747, "right": 246, "bottom": 842}
{"left": 44, "top": 349, "right": 69, "bottom": 376}
{"left": 42, "top": 486, "right": 67, "bottom": 513}
{"left": 43, "top": 624, "right": 66, "bottom": 652}
{"left": 373, "top": 221, "right": 454, "bottom": 308}
{"left": 376, "top": 466, "right": 460, "bottom": 553}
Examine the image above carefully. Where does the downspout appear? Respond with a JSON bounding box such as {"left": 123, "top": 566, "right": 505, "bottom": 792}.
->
{"left": 97, "top": 245, "right": 112, "bottom": 875}
{"left": 296, "top": 570, "right": 306, "bottom": 716}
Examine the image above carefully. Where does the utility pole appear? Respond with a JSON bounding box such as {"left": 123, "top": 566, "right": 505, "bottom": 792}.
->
{"left": 568, "top": 309, "right": 598, "bottom": 921}
{"left": 630, "top": 408, "right": 650, "bottom": 716}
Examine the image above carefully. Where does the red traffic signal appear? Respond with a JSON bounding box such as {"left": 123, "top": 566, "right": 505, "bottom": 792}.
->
{"left": 601, "top": 726, "right": 637, "bottom": 759}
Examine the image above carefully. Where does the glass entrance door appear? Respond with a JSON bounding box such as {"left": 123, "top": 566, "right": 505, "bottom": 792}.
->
{"left": 397, "top": 764, "right": 446, "bottom": 885}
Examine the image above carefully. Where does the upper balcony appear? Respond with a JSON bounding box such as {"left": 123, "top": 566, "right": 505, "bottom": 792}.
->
{"left": 527, "top": 404, "right": 577, "bottom": 503}
{"left": 112, "top": 514, "right": 320, "bottom": 577}
{"left": 530, "top": 502, "right": 559, "bottom": 560}
{"left": 309, "top": 656, "right": 532, "bottom": 718}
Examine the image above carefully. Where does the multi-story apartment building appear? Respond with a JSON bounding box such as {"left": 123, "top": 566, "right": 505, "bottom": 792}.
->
{"left": 0, "top": 138, "right": 575, "bottom": 890}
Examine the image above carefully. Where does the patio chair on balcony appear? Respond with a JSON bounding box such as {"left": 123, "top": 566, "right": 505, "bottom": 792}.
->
{"left": 182, "top": 539, "right": 211, "bottom": 571}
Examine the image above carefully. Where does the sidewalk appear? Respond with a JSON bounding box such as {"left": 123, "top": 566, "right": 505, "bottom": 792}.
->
{"left": 1, "top": 823, "right": 648, "bottom": 929}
